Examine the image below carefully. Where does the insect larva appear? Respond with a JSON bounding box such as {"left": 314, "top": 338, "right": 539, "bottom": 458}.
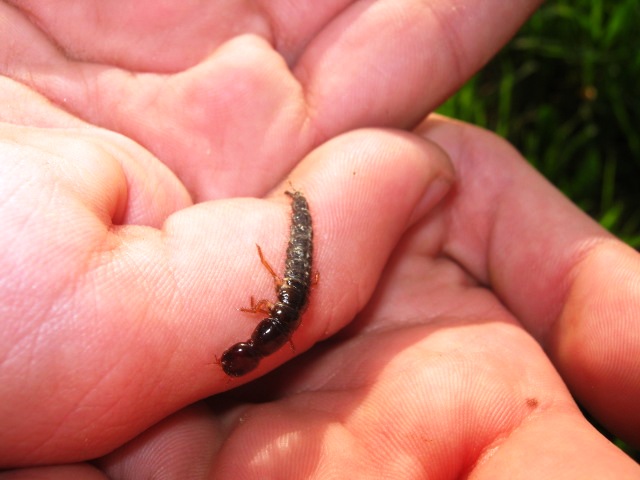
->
{"left": 219, "top": 190, "right": 313, "bottom": 377}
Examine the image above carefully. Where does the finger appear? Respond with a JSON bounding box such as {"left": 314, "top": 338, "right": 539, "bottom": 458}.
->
{"left": 418, "top": 116, "right": 640, "bottom": 446}
{"left": 0, "top": 465, "right": 106, "bottom": 480}
{"left": 1, "top": 1, "right": 542, "bottom": 199}
{"left": 0, "top": 128, "right": 453, "bottom": 466}
{"left": 296, "top": 0, "right": 543, "bottom": 132}
{"left": 472, "top": 410, "right": 640, "bottom": 478}
{"left": 95, "top": 403, "right": 219, "bottom": 479}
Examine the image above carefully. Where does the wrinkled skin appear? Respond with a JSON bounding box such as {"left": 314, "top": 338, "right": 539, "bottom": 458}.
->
{"left": 1, "top": 1, "right": 639, "bottom": 478}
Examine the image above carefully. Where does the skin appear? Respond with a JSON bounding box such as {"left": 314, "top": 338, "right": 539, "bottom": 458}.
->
{"left": 1, "top": 0, "right": 539, "bottom": 201}
{"left": 1, "top": 0, "right": 639, "bottom": 478}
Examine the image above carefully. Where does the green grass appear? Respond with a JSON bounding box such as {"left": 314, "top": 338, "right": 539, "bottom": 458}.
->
{"left": 438, "top": 0, "right": 640, "bottom": 463}
{"left": 438, "top": 0, "right": 640, "bottom": 247}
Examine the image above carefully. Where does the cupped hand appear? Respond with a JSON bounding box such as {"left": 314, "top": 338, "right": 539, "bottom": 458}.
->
{"left": 1, "top": 0, "right": 541, "bottom": 200}
{"left": 0, "top": 81, "right": 454, "bottom": 472}
{"left": 3, "top": 102, "right": 639, "bottom": 478}
{"left": 94, "top": 119, "right": 639, "bottom": 479}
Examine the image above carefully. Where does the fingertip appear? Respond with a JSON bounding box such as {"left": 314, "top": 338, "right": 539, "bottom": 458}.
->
{"left": 550, "top": 240, "right": 640, "bottom": 445}
{"left": 289, "top": 127, "right": 455, "bottom": 216}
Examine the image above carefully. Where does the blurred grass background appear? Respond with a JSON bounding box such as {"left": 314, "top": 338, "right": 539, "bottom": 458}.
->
{"left": 438, "top": 0, "right": 640, "bottom": 247}
{"left": 438, "top": 0, "right": 639, "bottom": 462}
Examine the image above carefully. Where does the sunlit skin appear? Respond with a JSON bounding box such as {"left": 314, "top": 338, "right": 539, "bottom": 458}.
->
{"left": 1, "top": 1, "right": 639, "bottom": 478}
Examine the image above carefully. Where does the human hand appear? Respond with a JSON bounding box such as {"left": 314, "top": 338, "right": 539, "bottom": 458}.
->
{"left": 94, "top": 118, "right": 639, "bottom": 479}
{"left": 0, "top": 0, "right": 541, "bottom": 200}
{"left": 6, "top": 1, "right": 636, "bottom": 477}
{"left": 3, "top": 98, "right": 639, "bottom": 477}
{"left": 0, "top": 79, "right": 455, "bottom": 472}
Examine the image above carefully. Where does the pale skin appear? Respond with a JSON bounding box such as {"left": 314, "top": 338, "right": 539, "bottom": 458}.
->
{"left": 1, "top": 1, "right": 639, "bottom": 478}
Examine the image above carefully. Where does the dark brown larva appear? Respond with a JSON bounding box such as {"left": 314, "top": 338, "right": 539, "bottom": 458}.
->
{"left": 219, "top": 190, "right": 313, "bottom": 377}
